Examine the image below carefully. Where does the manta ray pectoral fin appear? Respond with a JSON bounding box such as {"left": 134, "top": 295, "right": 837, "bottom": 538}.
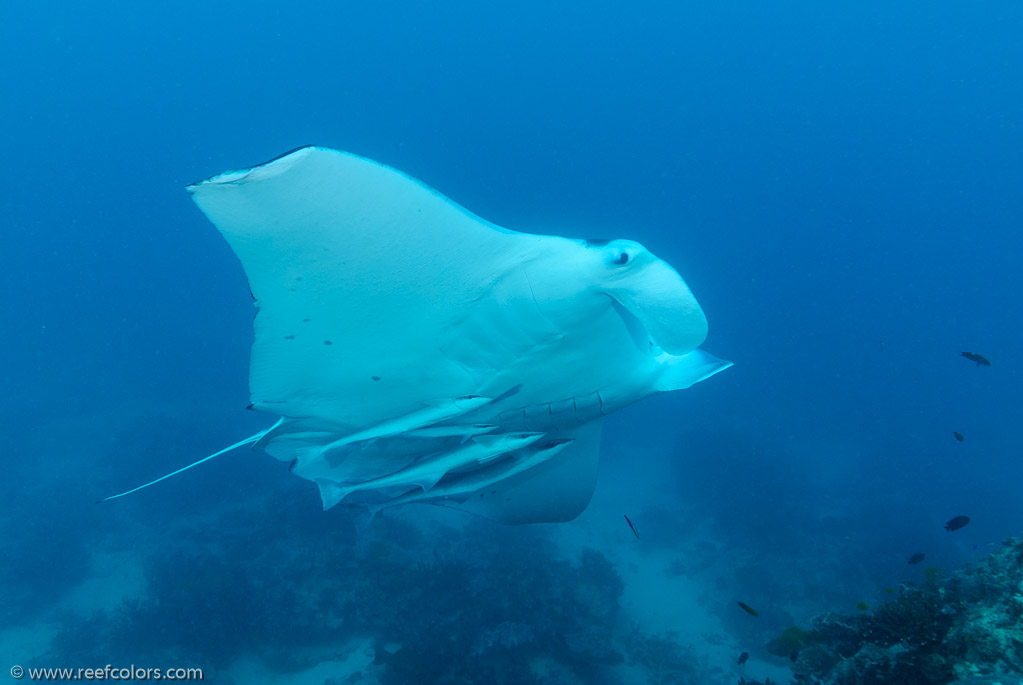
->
{"left": 97, "top": 420, "right": 282, "bottom": 503}
{"left": 655, "top": 349, "right": 733, "bottom": 392}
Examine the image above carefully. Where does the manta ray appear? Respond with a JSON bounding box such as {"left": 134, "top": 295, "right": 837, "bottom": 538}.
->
{"left": 105, "top": 146, "right": 731, "bottom": 524}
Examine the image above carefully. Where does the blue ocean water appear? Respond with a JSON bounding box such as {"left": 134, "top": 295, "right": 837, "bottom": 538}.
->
{"left": 3, "top": 2, "right": 1021, "bottom": 683}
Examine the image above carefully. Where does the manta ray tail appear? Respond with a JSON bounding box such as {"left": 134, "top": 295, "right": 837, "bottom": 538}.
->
{"left": 96, "top": 420, "right": 281, "bottom": 503}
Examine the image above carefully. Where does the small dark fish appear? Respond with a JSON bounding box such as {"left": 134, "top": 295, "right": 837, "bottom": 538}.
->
{"left": 737, "top": 651, "right": 749, "bottom": 665}
{"left": 856, "top": 601, "right": 868, "bottom": 611}
{"left": 624, "top": 514, "right": 640, "bottom": 539}
{"left": 953, "top": 431, "right": 964, "bottom": 442}
{"left": 790, "top": 651, "right": 799, "bottom": 662}
{"left": 945, "top": 515, "right": 971, "bottom": 532}
{"left": 908, "top": 552, "right": 926, "bottom": 565}
{"left": 961, "top": 351, "right": 991, "bottom": 367}
{"left": 884, "top": 587, "right": 895, "bottom": 594}
{"left": 737, "top": 601, "right": 759, "bottom": 617}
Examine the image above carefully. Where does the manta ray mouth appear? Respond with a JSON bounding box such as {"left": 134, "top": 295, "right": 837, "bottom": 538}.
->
{"left": 609, "top": 297, "right": 659, "bottom": 354}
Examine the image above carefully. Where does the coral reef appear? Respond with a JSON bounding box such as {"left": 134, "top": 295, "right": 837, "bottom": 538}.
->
{"left": 786, "top": 537, "right": 1023, "bottom": 684}
{"left": 0, "top": 500, "right": 92, "bottom": 622}
{"left": 366, "top": 529, "right": 626, "bottom": 685}
{"left": 42, "top": 503, "right": 717, "bottom": 684}
{"left": 617, "top": 627, "right": 707, "bottom": 685}
{"left": 766, "top": 625, "right": 822, "bottom": 660}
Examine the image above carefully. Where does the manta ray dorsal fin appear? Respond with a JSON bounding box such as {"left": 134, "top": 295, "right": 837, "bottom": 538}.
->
{"left": 97, "top": 420, "right": 281, "bottom": 503}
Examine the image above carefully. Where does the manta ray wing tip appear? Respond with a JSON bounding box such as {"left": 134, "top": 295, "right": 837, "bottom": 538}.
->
{"left": 186, "top": 145, "right": 324, "bottom": 191}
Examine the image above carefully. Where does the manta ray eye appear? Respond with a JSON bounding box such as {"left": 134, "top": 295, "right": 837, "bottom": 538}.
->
{"left": 614, "top": 252, "right": 629, "bottom": 265}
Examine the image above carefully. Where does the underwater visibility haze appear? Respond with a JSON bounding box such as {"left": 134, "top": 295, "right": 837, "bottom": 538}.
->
{"left": 3, "top": 2, "right": 1023, "bottom": 684}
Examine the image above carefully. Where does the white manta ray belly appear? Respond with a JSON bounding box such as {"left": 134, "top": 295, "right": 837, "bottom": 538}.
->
{"left": 101, "top": 147, "right": 732, "bottom": 525}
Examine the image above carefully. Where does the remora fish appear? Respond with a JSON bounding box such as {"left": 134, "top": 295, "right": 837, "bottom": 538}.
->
{"left": 366, "top": 439, "right": 574, "bottom": 517}
{"left": 317, "top": 431, "right": 545, "bottom": 509}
